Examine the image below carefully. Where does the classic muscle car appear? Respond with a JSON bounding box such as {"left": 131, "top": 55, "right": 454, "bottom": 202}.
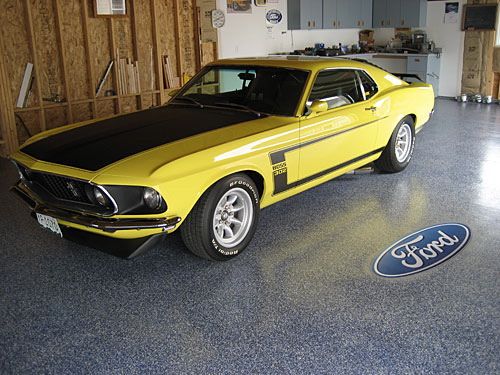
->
{"left": 10, "top": 57, "right": 434, "bottom": 260}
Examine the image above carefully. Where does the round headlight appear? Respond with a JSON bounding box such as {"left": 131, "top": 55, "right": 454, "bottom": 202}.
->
{"left": 94, "top": 187, "right": 107, "bottom": 206}
{"left": 143, "top": 188, "right": 162, "bottom": 210}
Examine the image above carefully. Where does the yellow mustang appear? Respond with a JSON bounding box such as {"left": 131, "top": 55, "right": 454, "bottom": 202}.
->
{"left": 10, "top": 57, "right": 434, "bottom": 260}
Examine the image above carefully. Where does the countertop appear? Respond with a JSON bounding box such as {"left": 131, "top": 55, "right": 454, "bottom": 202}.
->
{"left": 344, "top": 52, "right": 440, "bottom": 58}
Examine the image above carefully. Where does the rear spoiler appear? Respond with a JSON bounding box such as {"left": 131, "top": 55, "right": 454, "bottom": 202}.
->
{"left": 391, "top": 73, "right": 424, "bottom": 82}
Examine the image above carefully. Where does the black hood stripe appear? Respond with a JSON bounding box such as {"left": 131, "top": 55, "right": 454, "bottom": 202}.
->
{"left": 22, "top": 105, "right": 263, "bottom": 171}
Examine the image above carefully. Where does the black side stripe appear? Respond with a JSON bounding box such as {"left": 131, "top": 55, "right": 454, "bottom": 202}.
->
{"left": 271, "top": 147, "right": 384, "bottom": 194}
{"left": 269, "top": 117, "right": 387, "bottom": 195}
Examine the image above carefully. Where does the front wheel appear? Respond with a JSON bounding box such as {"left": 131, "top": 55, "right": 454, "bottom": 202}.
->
{"left": 180, "top": 174, "right": 260, "bottom": 261}
{"left": 375, "top": 116, "right": 415, "bottom": 173}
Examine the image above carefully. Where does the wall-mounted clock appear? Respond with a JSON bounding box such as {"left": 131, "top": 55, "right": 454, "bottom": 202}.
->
{"left": 211, "top": 9, "right": 225, "bottom": 28}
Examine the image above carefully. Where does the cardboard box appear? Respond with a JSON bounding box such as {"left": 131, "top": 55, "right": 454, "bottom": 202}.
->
{"left": 462, "top": 70, "right": 481, "bottom": 90}
{"left": 493, "top": 47, "right": 500, "bottom": 72}
{"left": 359, "top": 29, "right": 374, "bottom": 43}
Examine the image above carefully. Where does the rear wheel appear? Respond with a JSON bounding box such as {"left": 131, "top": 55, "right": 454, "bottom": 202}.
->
{"left": 375, "top": 116, "right": 415, "bottom": 173}
{"left": 180, "top": 174, "right": 260, "bottom": 261}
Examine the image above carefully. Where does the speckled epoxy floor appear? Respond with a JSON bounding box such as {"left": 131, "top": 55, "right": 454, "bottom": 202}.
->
{"left": 0, "top": 99, "right": 499, "bottom": 374}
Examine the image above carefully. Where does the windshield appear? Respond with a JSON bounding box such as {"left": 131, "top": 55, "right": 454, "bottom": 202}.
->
{"left": 174, "top": 66, "right": 309, "bottom": 117}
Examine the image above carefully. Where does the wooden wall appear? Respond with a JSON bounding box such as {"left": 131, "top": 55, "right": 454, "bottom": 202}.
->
{"left": 0, "top": 0, "right": 217, "bottom": 156}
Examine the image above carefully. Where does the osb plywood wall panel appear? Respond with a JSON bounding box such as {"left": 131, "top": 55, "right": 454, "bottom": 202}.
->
{"left": 61, "top": 0, "right": 89, "bottom": 100}
{"left": 16, "top": 111, "right": 40, "bottom": 143}
{"left": 0, "top": 1, "right": 38, "bottom": 107}
{"left": 179, "top": 0, "right": 197, "bottom": 76}
{"left": 0, "top": 0, "right": 209, "bottom": 156}
{"left": 121, "top": 97, "right": 138, "bottom": 113}
{"left": 88, "top": 14, "right": 114, "bottom": 95}
{"left": 134, "top": 1, "right": 154, "bottom": 92}
{"left": 31, "top": 0, "right": 64, "bottom": 99}
{"left": 158, "top": 0, "right": 180, "bottom": 80}
{"left": 72, "top": 103, "right": 93, "bottom": 122}
{"left": 45, "top": 107, "right": 68, "bottom": 129}
{"left": 114, "top": 17, "right": 133, "bottom": 58}
{"left": 96, "top": 100, "right": 115, "bottom": 118}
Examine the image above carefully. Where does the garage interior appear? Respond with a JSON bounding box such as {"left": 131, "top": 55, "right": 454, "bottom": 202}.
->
{"left": 0, "top": 0, "right": 499, "bottom": 373}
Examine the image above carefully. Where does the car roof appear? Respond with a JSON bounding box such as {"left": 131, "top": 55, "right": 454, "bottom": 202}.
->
{"left": 209, "top": 55, "right": 381, "bottom": 73}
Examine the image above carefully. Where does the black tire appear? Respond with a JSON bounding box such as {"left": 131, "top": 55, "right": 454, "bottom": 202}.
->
{"left": 180, "top": 174, "right": 260, "bottom": 261}
{"left": 375, "top": 116, "right": 415, "bottom": 173}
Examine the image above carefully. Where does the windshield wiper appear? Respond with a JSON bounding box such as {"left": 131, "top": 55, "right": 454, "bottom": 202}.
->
{"left": 213, "top": 102, "right": 262, "bottom": 117}
{"left": 171, "top": 96, "right": 204, "bottom": 108}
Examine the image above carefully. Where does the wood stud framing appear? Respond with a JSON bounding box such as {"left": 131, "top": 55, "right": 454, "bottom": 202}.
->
{"left": 0, "top": 0, "right": 210, "bottom": 157}
{"left": 80, "top": 0, "right": 97, "bottom": 117}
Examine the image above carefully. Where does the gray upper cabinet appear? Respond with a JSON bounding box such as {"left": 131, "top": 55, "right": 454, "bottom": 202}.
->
{"left": 360, "top": 0, "right": 373, "bottom": 28}
{"left": 387, "top": 0, "right": 401, "bottom": 27}
{"left": 323, "top": 0, "right": 339, "bottom": 29}
{"left": 372, "top": 0, "right": 427, "bottom": 28}
{"left": 400, "top": 0, "right": 427, "bottom": 28}
{"left": 337, "top": 0, "right": 358, "bottom": 29}
{"left": 323, "top": 0, "right": 373, "bottom": 29}
{"left": 288, "top": 0, "right": 423, "bottom": 30}
{"left": 288, "top": 0, "right": 323, "bottom": 30}
{"left": 372, "top": 0, "right": 387, "bottom": 27}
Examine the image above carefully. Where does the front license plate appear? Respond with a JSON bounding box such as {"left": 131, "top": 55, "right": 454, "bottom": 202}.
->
{"left": 36, "top": 213, "right": 63, "bottom": 237}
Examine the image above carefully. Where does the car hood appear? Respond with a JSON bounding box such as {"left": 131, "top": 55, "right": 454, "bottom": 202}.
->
{"left": 20, "top": 104, "right": 265, "bottom": 172}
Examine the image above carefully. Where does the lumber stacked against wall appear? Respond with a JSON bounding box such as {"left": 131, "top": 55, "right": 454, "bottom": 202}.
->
{"left": 0, "top": 0, "right": 218, "bottom": 156}
{"left": 461, "top": 0, "right": 499, "bottom": 95}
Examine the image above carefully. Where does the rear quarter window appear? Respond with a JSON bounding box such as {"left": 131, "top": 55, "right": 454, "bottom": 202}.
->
{"left": 357, "top": 70, "right": 378, "bottom": 100}
{"left": 308, "top": 69, "right": 364, "bottom": 110}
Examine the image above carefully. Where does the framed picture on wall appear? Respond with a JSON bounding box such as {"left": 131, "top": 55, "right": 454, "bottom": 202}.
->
{"left": 94, "top": 0, "right": 127, "bottom": 17}
{"left": 227, "top": 0, "right": 252, "bottom": 14}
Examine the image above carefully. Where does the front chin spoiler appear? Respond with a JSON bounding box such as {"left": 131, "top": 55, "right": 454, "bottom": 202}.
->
{"left": 60, "top": 225, "right": 165, "bottom": 259}
{"left": 12, "top": 181, "right": 180, "bottom": 259}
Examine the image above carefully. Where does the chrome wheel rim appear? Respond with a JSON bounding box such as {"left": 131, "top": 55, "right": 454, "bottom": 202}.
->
{"left": 213, "top": 188, "right": 253, "bottom": 248}
{"left": 395, "top": 123, "right": 412, "bottom": 162}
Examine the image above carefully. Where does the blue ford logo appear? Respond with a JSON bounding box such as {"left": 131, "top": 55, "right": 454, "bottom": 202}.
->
{"left": 266, "top": 9, "right": 282, "bottom": 24}
{"left": 374, "top": 223, "right": 470, "bottom": 277}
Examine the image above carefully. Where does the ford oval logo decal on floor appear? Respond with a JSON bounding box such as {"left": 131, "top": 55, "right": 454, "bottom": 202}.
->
{"left": 374, "top": 224, "right": 470, "bottom": 277}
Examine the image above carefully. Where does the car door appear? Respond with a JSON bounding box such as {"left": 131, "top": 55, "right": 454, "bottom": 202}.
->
{"left": 298, "top": 69, "right": 381, "bottom": 182}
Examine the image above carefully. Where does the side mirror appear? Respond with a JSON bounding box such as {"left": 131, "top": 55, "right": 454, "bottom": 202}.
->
{"left": 309, "top": 100, "right": 328, "bottom": 114}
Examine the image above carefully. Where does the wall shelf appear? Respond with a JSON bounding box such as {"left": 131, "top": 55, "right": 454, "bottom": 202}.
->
{"left": 0, "top": 0, "right": 214, "bottom": 156}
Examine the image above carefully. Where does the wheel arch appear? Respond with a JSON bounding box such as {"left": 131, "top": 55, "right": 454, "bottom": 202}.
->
{"left": 407, "top": 113, "right": 417, "bottom": 126}
{"left": 180, "top": 168, "right": 266, "bottom": 222}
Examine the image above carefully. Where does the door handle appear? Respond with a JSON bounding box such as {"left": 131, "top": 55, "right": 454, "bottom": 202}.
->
{"left": 365, "top": 106, "right": 377, "bottom": 112}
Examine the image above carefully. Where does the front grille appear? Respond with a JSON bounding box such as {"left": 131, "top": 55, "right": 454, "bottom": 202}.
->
{"left": 29, "top": 172, "right": 92, "bottom": 204}
{"left": 13, "top": 162, "right": 117, "bottom": 216}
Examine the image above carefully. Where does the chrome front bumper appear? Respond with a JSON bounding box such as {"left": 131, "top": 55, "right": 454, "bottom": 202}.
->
{"left": 11, "top": 181, "right": 181, "bottom": 233}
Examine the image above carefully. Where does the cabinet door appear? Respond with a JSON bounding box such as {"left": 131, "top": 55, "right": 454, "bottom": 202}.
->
{"left": 386, "top": 0, "right": 401, "bottom": 27}
{"left": 323, "top": 0, "right": 338, "bottom": 29}
{"left": 372, "top": 0, "right": 387, "bottom": 27}
{"left": 299, "top": 0, "right": 312, "bottom": 29}
{"left": 401, "top": 0, "right": 427, "bottom": 27}
{"left": 337, "top": 0, "right": 359, "bottom": 28}
{"left": 401, "top": 0, "right": 418, "bottom": 27}
{"left": 360, "top": 0, "right": 373, "bottom": 28}
{"left": 407, "top": 56, "right": 428, "bottom": 71}
{"left": 310, "top": 0, "right": 323, "bottom": 29}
